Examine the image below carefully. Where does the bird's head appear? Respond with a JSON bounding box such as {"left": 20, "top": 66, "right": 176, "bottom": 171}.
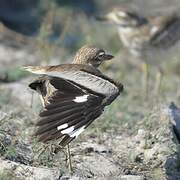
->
{"left": 73, "top": 45, "right": 114, "bottom": 68}
{"left": 97, "top": 7, "right": 147, "bottom": 28}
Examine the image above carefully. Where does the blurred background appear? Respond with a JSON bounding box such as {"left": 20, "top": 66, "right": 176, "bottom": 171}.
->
{"left": 0, "top": 0, "right": 180, "bottom": 179}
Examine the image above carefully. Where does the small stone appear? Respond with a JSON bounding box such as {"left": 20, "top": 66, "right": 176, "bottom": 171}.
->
{"left": 3, "top": 134, "right": 12, "bottom": 146}
{"left": 0, "top": 111, "right": 8, "bottom": 120}
{"left": 119, "top": 175, "right": 144, "bottom": 180}
{"left": 135, "top": 129, "right": 146, "bottom": 142}
{"left": 139, "top": 140, "right": 146, "bottom": 149}
{"left": 84, "top": 147, "right": 94, "bottom": 153}
{"left": 137, "top": 129, "right": 146, "bottom": 138}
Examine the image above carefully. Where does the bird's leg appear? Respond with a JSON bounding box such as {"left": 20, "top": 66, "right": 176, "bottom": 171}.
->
{"left": 67, "top": 144, "right": 73, "bottom": 174}
{"left": 30, "top": 91, "right": 34, "bottom": 108}
{"left": 154, "top": 67, "right": 163, "bottom": 98}
{"left": 142, "top": 62, "right": 149, "bottom": 100}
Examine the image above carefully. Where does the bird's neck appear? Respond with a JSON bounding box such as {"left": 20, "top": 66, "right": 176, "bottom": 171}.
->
{"left": 72, "top": 58, "right": 100, "bottom": 69}
{"left": 72, "top": 58, "right": 82, "bottom": 64}
{"left": 118, "top": 26, "right": 137, "bottom": 47}
{"left": 72, "top": 55, "right": 90, "bottom": 64}
{"left": 118, "top": 26, "right": 137, "bottom": 35}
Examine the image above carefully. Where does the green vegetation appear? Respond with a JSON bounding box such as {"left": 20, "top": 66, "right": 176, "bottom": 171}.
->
{"left": 6, "top": 68, "right": 29, "bottom": 82}
{"left": 0, "top": 68, "right": 29, "bottom": 83}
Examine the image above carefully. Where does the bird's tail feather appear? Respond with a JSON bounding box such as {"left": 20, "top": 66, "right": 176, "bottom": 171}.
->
{"left": 22, "top": 66, "right": 46, "bottom": 74}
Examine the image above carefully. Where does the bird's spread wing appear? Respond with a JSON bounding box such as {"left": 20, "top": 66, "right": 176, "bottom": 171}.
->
{"left": 23, "top": 65, "right": 119, "bottom": 97}
{"left": 34, "top": 77, "right": 104, "bottom": 146}
{"left": 150, "top": 16, "right": 180, "bottom": 48}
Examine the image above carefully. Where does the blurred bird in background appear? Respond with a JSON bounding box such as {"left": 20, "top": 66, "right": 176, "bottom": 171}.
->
{"left": 97, "top": 6, "right": 180, "bottom": 98}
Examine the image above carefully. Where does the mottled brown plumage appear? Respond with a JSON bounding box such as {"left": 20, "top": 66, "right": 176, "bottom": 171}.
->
{"left": 24, "top": 45, "right": 123, "bottom": 146}
{"left": 97, "top": 7, "right": 180, "bottom": 63}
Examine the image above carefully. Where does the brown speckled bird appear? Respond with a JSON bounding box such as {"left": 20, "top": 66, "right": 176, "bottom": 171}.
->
{"left": 97, "top": 7, "right": 180, "bottom": 97}
{"left": 24, "top": 45, "right": 123, "bottom": 147}
{"left": 97, "top": 7, "right": 180, "bottom": 61}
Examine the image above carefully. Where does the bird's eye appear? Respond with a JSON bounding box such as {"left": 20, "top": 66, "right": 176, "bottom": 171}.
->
{"left": 98, "top": 51, "right": 105, "bottom": 58}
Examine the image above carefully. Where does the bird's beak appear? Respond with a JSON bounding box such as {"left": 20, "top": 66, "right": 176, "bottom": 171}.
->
{"left": 103, "top": 54, "right": 114, "bottom": 61}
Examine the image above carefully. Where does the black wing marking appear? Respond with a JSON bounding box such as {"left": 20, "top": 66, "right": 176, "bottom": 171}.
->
{"left": 34, "top": 77, "right": 105, "bottom": 146}
{"left": 150, "top": 17, "right": 180, "bottom": 48}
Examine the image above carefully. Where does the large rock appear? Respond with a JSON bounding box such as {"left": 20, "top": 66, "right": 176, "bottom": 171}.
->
{"left": 164, "top": 102, "right": 180, "bottom": 142}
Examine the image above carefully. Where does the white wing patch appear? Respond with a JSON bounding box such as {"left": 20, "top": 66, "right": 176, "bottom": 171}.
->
{"left": 73, "top": 95, "right": 88, "bottom": 103}
{"left": 59, "top": 124, "right": 85, "bottom": 138}
{"left": 57, "top": 123, "right": 68, "bottom": 130}
{"left": 69, "top": 126, "right": 85, "bottom": 138}
{"left": 61, "top": 126, "right": 74, "bottom": 134}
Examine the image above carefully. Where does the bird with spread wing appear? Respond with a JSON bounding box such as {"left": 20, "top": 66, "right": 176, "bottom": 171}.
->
{"left": 24, "top": 45, "right": 123, "bottom": 147}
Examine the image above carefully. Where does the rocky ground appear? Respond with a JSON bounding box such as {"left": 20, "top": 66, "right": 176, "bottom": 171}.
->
{"left": 0, "top": 89, "right": 180, "bottom": 180}
{"left": 0, "top": 34, "right": 180, "bottom": 180}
